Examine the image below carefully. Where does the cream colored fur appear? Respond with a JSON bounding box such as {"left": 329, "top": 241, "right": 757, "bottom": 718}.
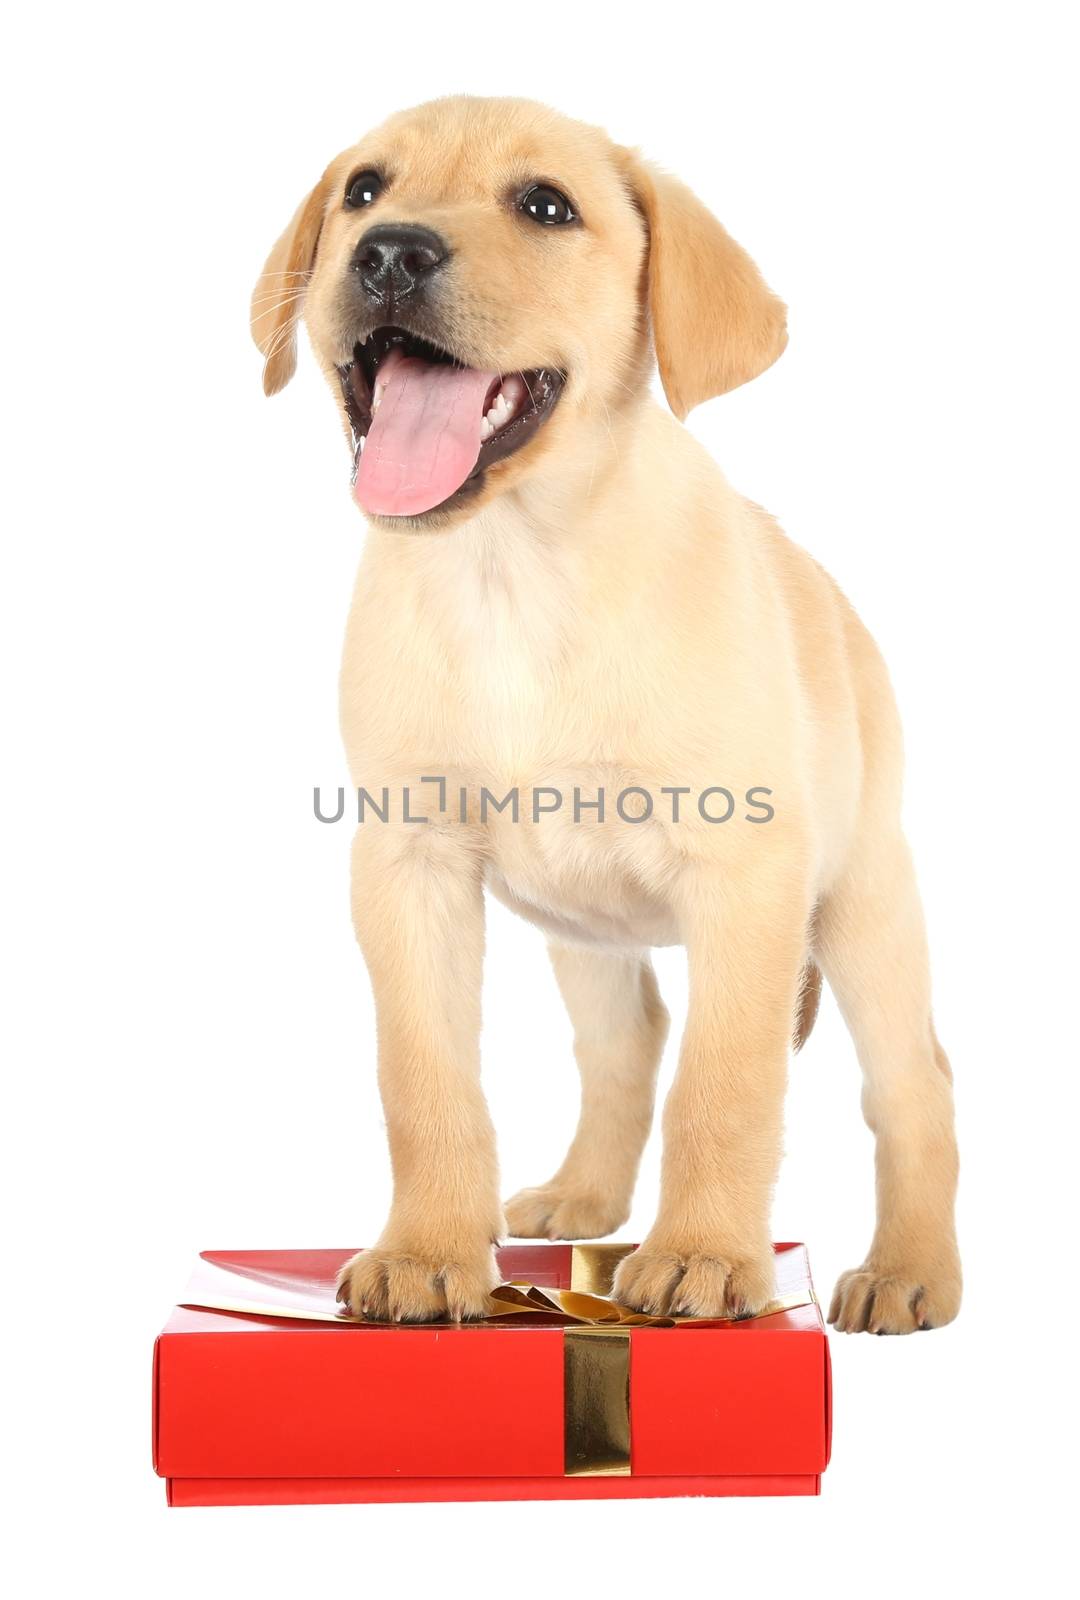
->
{"left": 252, "top": 96, "right": 961, "bottom": 1332}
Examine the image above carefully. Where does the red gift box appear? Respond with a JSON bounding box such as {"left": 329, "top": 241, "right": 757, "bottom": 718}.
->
{"left": 153, "top": 1242, "right": 831, "bottom": 1504}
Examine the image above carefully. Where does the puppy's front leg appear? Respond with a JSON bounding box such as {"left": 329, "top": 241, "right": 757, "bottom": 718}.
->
{"left": 336, "top": 823, "right": 501, "bottom": 1321}
{"left": 614, "top": 872, "right": 807, "bottom": 1318}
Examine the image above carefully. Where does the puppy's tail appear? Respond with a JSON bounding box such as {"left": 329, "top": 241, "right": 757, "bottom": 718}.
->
{"left": 793, "top": 960, "right": 823, "bottom": 1053}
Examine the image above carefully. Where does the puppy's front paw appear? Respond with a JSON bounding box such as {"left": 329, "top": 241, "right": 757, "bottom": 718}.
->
{"left": 335, "top": 1244, "right": 499, "bottom": 1323}
{"left": 828, "top": 1258, "right": 962, "bottom": 1333}
{"left": 613, "top": 1240, "right": 776, "bottom": 1318}
{"left": 504, "top": 1183, "right": 628, "bottom": 1241}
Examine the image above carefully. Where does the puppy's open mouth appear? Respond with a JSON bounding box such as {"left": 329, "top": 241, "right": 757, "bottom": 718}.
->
{"left": 337, "top": 327, "right": 564, "bottom": 518}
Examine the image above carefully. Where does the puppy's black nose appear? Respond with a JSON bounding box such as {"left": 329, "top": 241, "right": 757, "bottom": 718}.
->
{"left": 351, "top": 224, "right": 449, "bottom": 308}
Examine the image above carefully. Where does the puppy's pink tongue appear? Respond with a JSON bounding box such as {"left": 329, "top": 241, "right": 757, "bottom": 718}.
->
{"left": 353, "top": 350, "right": 498, "bottom": 517}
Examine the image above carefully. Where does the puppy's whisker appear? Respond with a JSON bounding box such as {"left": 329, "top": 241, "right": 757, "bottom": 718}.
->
{"left": 257, "top": 319, "right": 300, "bottom": 350}
{"left": 251, "top": 291, "right": 307, "bottom": 312}
{"left": 598, "top": 397, "right": 620, "bottom": 465}
{"left": 251, "top": 300, "right": 307, "bottom": 321}
{"left": 262, "top": 315, "right": 299, "bottom": 362}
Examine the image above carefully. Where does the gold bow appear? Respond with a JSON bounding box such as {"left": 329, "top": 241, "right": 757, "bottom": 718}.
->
{"left": 465, "top": 1244, "right": 811, "bottom": 1330}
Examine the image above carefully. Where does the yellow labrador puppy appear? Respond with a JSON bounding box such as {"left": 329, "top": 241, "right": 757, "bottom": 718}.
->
{"left": 253, "top": 96, "right": 961, "bottom": 1333}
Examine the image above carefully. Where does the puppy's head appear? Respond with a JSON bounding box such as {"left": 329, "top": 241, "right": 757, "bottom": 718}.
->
{"left": 253, "top": 97, "right": 786, "bottom": 530}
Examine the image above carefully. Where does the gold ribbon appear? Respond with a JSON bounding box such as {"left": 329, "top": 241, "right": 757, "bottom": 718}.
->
{"left": 564, "top": 1329, "right": 632, "bottom": 1476}
{"left": 570, "top": 1242, "right": 634, "bottom": 1296}
{"left": 181, "top": 1244, "right": 815, "bottom": 1479}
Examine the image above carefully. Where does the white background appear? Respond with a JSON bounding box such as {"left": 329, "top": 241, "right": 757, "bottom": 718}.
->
{"left": 5, "top": 1, "right": 1077, "bottom": 1593}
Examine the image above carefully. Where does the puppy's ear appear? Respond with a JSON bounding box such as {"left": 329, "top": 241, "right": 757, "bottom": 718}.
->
{"left": 620, "top": 153, "right": 787, "bottom": 418}
{"left": 251, "top": 169, "right": 336, "bottom": 396}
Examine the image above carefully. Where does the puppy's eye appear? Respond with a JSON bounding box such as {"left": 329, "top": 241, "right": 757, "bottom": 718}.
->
{"left": 520, "top": 185, "right": 576, "bottom": 226}
{"left": 345, "top": 171, "right": 384, "bottom": 209}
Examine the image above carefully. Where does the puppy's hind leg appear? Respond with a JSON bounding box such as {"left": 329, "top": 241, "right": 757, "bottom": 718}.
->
{"left": 504, "top": 945, "right": 669, "bottom": 1240}
{"left": 817, "top": 834, "right": 961, "bottom": 1333}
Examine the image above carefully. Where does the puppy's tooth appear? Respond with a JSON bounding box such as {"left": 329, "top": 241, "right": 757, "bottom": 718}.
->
{"left": 501, "top": 375, "right": 528, "bottom": 411}
{"left": 480, "top": 418, "right": 493, "bottom": 442}
{"left": 358, "top": 435, "right": 366, "bottom": 454}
